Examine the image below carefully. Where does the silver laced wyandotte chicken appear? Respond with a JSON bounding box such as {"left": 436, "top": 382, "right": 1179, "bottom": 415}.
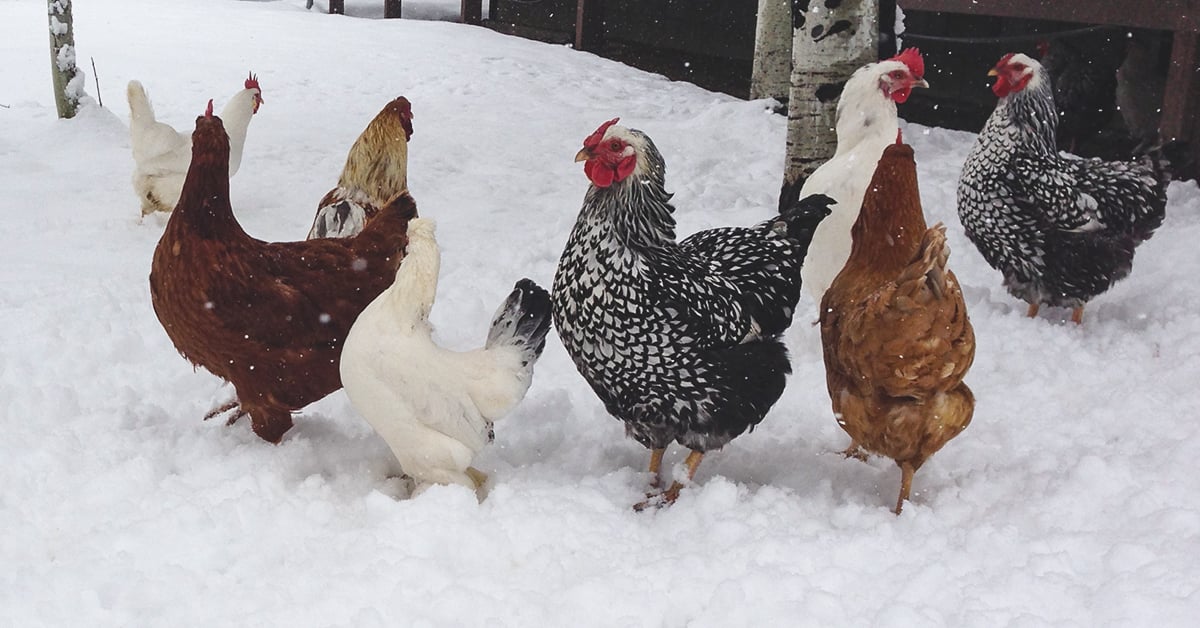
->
{"left": 821, "top": 142, "right": 975, "bottom": 515}
{"left": 552, "top": 118, "right": 833, "bottom": 510}
{"left": 341, "top": 218, "right": 552, "bottom": 498}
{"left": 798, "top": 48, "right": 928, "bottom": 303}
{"left": 958, "top": 53, "right": 1167, "bottom": 325}
{"left": 307, "top": 96, "right": 414, "bottom": 239}
{"left": 128, "top": 73, "right": 263, "bottom": 216}
{"left": 149, "top": 102, "right": 416, "bottom": 443}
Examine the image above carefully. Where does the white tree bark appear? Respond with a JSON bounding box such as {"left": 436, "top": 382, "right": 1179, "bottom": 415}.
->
{"left": 750, "top": 0, "right": 793, "bottom": 103}
{"left": 780, "top": 0, "right": 877, "bottom": 209}
{"left": 48, "top": 0, "right": 83, "bottom": 119}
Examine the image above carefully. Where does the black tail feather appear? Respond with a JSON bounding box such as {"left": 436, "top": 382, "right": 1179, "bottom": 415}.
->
{"left": 486, "top": 278, "right": 553, "bottom": 364}
{"left": 772, "top": 193, "right": 835, "bottom": 249}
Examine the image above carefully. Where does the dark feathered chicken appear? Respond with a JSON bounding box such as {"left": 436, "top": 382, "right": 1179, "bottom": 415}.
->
{"left": 1037, "top": 38, "right": 1117, "bottom": 154}
{"left": 552, "top": 119, "right": 832, "bottom": 509}
{"left": 150, "top": 102, "right": 416, "bottom": 443}
{"left": 958, "top": 53, "right": 1167, "bottom": 324}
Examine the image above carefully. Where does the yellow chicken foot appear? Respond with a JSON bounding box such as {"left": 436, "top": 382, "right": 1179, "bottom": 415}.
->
{"left": 465, "top": 467, "right": 489, "bottom": 490}
{"left": 895, "top": 461, "right": 917, "bottom": 515}
{"left": 1071, "top": 306, "right": 1084, "bottom": 325}
{"left": 203, "top": 398, "right": 246, "bottom": 425}
{"left": 646, "top": 448, "right": 666, "bottom": 491}
{"left": 1026, "top": 302, "right": 1040, "bottom": 318}
{"left": 634, "top": 450, "right": 705, "bottom": 511}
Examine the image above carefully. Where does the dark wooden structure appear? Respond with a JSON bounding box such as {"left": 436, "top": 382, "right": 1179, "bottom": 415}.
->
{"left": 903, "top": 0, "right": 1200, "bottom": 172}
{"left": 328, "top": 0, "right": 402, "bottom": 18}
{"left": 326, "top": 1, "right": 484, "bottom": 24}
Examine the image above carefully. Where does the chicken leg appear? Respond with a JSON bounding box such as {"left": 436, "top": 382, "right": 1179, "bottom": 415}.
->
{"left": 1026, "top": 302, "right": 1040, "bottom": 318}
{"left": 465, "top": 467, "right": 489, "bottom": 490}
{"left": 647, "top": 448, "right": 665, "bottom": 489}
{"left": 634, "top": 450, "right": 704, "bottom": 511}
{"left": 895, "top": 460, "right": 918, "bottom": 515}
{"left": 1071, "top": 306, "right": 1084, "bottom": 325}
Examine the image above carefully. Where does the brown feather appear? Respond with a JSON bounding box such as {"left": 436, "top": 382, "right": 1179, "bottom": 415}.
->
{"left": 150, "top": 112, "right": 417, "bottom": 443}
{"left": 819, "top": 143, "right": 976, "bottom": 513}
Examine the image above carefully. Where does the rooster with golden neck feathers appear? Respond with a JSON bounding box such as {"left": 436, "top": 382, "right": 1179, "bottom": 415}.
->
{"left": 308, "top": 96, "right": 415, "bottom": 239}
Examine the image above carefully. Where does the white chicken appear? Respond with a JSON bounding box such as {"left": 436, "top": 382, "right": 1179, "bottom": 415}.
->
{"left": 799, "top": 48, "right": 928, "bottom": 302}
{"left": 127, "top": 73, "right": 263, "bottom": 215}
{"left": 340, "top": 218, "right": 553, "bottom": 497}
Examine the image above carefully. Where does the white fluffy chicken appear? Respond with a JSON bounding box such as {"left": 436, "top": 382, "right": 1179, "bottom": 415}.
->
{"left": 799, "top": 49, "right": 928, "bottom": 302}
{"left": 127, "top": 73, "right": 263, "bottom": 215}
{"left": 340, "top": 218, "right": 553, "bottom": 497}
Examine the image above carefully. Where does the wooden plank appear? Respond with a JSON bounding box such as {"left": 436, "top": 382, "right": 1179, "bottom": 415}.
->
{"left": 329, "top": 0, "right": 344, "bottom": 15}
{"left": 1161, "top": 31, "right": 1199, "bottom": 142}
{"left": 385, "top": 0, "right": 402, "bottom": 18}
{"left": 575, "top": 0, "right": 606, "bottom": 52}
{"left": 899, "top": 0, "right": 1200, "bottom": 32}
{"left": 461, "top": 0, "right": 482, "bottom": 25}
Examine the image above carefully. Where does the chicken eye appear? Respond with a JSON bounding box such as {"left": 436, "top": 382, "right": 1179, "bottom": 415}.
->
{"left": 890, "top": 70, "right": 904, "bottom": 79}
{"left": 1012, "top": 64, "right": 1026, "bottom": 72}
{"left": 609, "top": 140, "right": 623, "bottom": 152}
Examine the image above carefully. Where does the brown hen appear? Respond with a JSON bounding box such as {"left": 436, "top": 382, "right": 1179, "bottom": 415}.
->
{"left": 307, "top": 96, "right": 413, "bottom": 239}
{"left": 150, "top": 102, "right": 417, "bottom": 443}
{"left": 819, "top": 142, "right": 976, "bottom": 514}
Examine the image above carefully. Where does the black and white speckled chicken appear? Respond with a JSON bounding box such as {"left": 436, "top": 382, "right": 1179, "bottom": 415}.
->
{"left": 958, "top": 53, "right": 1167, "bottom": 324}
{"left": 552, "top": 119, "right": 832, "bottom": 509}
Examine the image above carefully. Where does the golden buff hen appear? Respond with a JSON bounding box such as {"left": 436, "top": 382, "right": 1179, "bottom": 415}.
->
{"left": 307, "top": 96, "right": 413, "bottom": 239}
{"left": 819, "top": 142, "right": 976, "bottom": 514}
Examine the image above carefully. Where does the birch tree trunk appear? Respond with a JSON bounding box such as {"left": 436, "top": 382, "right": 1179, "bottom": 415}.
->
{"left": 750, "top": 0, "right": 793, "bottom": 104}
{"left": 779, "top": 0, "right": 877, "bottom": 210}
{"left": 48, "top": 0, "right": 82, "bottom": 119}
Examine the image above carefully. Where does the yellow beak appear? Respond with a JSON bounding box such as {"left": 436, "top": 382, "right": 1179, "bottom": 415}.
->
{"left": 574, "top": 147, "right": 591, "bottom": 162}
{"left": 987, "top": 68, "right": 999, "bottom": 77}
{"left": 914, "top": 78, "right": 930, "bottom": 89}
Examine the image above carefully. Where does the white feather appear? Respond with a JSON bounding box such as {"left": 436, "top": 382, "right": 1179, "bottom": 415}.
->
{"left": 340, "top": 218, "right": 535, "bottom": 497}
{"left": 799, "top": 60, "right": 911, "bottom": 302}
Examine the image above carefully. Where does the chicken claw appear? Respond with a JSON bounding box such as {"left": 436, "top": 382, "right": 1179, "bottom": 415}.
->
{"left": 840, "top": 443, "right": 869, "bottom": 462}
{"left": 203, "top": 398, "right": 246, "bottom": 425}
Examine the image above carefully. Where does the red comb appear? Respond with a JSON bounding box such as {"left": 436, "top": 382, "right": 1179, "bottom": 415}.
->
{"left": 996, "top": 52, "right": 1017, "bottom": 69}
{"left": 891, "top": 48, "right": 924, "bottom": 79}
{"left": 205, "top": 99, "right": 214, "bottom": 117}
{"left": 584, "top": 118, "right": 620, "bottom": 149}
{"left": 245, "top": 72, "right": 259, "bottom": 90}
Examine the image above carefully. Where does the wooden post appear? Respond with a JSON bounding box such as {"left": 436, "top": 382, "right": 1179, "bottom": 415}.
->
{"left": 879, "top": 0, "right": 898, "bottom": 58}
{"left": 1160, "top": 31, "right": 1198, "bottom": 143}
{"left": 461, "top": 0, "right": 483, "bottom": 25}
{"left": 385, "top": 0, "right": 402, "bottom": 18}
{"left": 47, "top": 0, "right": 81, "bottom": 119}
{"left": 329, "top": 0, "right": 345, "bottom": 15}
{"left": 575, "top": 0, "right": 606, "bottom": 52}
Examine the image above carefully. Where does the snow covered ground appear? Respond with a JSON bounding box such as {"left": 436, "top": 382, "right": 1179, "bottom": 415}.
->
{"left": 3, "top": 1, "right": 1199, "bottom": 625}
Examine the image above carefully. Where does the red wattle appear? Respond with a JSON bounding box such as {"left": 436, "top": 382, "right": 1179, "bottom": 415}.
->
{"left": 991, "top": 76, "right": 1010, "bottom": 98}
{"left": 585, "top": 159, "right": 615, "bottom": 188}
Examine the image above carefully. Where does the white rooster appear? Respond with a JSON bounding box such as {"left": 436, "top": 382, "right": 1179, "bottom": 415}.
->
{"left": 799, "top": 48, "right": 928, "bottom": 302}
{"left": 340, "top": 218, "right": 553, "bottom": 497}
{"left": 127, "top": 73, "right": 263, "bottom": 215}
